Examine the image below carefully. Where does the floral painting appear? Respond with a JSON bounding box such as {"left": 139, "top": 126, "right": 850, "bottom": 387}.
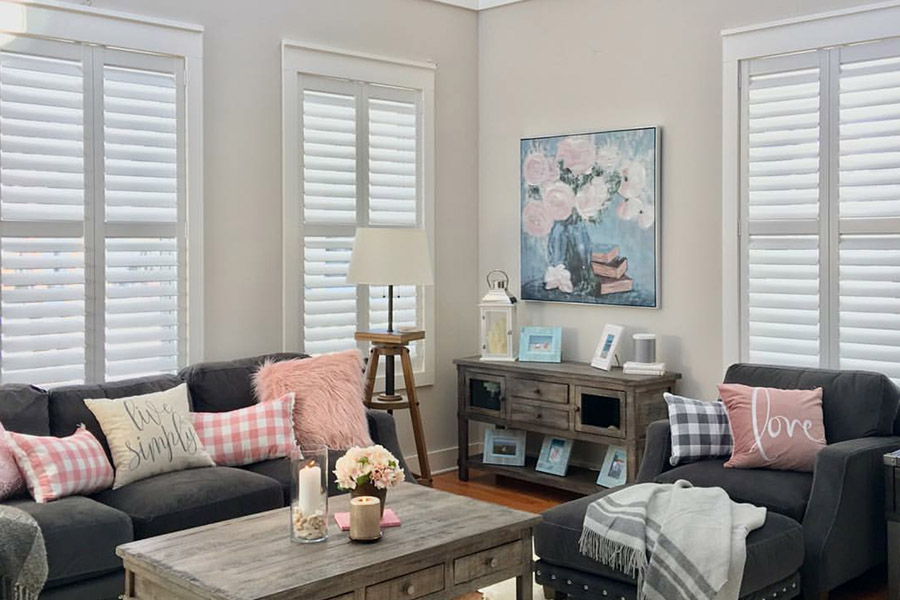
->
{"left": 520, "top": 127, "right": 659, "bottom": 307}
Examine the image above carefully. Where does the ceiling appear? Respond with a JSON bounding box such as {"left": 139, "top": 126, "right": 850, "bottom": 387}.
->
{"left": 429, "top": 0, "right": 527, "bottom": 10}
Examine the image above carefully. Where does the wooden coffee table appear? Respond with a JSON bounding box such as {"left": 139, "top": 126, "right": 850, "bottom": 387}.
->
{"left": 117, "top": 483, "right": 540, "bottom": 600}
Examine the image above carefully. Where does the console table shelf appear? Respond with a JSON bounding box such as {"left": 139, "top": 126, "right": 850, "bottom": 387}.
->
{"left": 455, "top": 356, "right": 680, "bottom": 495}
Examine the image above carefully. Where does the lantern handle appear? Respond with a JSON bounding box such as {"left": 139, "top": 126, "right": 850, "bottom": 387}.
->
{"left": 486, "top": 269, "right": 509, "bottom": 291}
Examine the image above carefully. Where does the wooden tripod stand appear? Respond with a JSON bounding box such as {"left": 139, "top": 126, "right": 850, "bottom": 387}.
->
{"left": 356, "top": 329, "right": 432, "bottom": 486}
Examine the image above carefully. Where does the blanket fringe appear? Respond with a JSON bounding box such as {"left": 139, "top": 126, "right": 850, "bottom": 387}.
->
{"left": 578, "top": 528, "right": 648, "bottom": 582}
{"left": 0, "top": 578, "right": 39, "bottom": 600}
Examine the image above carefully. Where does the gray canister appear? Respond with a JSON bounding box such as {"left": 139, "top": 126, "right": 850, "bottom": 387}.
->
{"left": 633, "top": 333, "right": 656, "bottom": 363}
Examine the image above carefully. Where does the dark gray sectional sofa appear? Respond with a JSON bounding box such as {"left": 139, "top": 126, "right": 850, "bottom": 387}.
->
{"left": 0, "top": 353, "right": 409, "bottom": 600}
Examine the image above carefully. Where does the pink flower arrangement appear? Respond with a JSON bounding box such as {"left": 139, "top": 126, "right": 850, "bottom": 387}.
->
{"left": 334, "top": 445, "right": 405, "bottom": 491}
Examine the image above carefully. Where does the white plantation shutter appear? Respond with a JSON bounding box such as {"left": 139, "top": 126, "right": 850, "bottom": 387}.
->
{"left": 740, "top": 40, "right": 900, "bottom": 383}
{"left": 297, "top": 75, "right": 424, "bottom": 362}
{"left": 0, "top": 38, "right": 188, "bottom": 387}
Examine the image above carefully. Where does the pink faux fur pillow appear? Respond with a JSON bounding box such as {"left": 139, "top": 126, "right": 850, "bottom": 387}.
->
{"left": 253, "top": 351, "right": 373, "bottom": 450}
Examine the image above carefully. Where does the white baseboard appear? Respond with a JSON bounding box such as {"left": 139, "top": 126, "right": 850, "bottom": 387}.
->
{"left": 405, "top": 441, "right": 483, "bottom": 476}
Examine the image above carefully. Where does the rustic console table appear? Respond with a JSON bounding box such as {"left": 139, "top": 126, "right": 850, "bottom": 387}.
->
{"left": 455, "top": 357, "right": 680, "bottom": 495}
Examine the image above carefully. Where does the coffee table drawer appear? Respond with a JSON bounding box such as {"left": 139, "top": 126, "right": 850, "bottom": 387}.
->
{"left": 453, "top": 540, "right": 523, "bottom": 585}
{"left": 366, "top": 564, "right": 444, "bottom": 600}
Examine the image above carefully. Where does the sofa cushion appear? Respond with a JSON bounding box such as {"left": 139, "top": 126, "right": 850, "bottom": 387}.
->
{"left": 91, "top": 466, "right": 283, "bottom": 539}
{"left": 243, "top": 448, "right": 349, "bottom": 505}
{"left": 724, "top": 363, "right": 900, "bottom": 443}
{"left": 48, "top": 374, "right": 183, "bottom": 457}
{"left": 535, "top": 487, "right": 805, "bottom": 597}
{"left": 0, "top": 384, "right": 49, "bottom": 435}
{"left": 5, "top": 495, "right": 132, "bottom": 588}
{"left": 655, "top": 459, "right": 813, "bottom": 522}
{"left": 179, "top": 353, "right": 305, "bottom": 413}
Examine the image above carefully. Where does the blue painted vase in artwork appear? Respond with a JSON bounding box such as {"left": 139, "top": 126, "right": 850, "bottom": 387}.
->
{"left": 548, "top": 216, "right": 594, "bottom": 294}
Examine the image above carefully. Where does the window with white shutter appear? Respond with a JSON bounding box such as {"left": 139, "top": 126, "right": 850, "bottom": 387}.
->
{"left": 283, "top": 44, "right": 435, "bottom": 382}
{"left": 739, "top": 39, "right": 900, "bottom": 384}
{"left": 297, "top": 77, "right": 424, "bottom": 366}
{"left": 0, "top": 33, "right": 192, "bottom": 387}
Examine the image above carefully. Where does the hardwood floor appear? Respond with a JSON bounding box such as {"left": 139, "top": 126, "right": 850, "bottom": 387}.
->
{"left": 433, "top": 470, "right": 888, "bottom": 600}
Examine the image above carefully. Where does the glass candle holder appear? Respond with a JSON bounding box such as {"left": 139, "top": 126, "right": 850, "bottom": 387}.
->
{"left": 290, "top": 444, "right": 329, "bottom": 543}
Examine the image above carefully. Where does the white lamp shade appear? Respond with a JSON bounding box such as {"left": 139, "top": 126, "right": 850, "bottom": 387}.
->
{"left": 347, "top": 228, "right": 434, "bottom": 286}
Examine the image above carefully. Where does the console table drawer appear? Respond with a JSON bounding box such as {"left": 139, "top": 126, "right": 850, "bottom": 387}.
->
{"left": 509, "top": 400, "right": 570, "bottom": 430}
{"left": 366, "top": 565, "right": 444, "bottom": 600}
{"left": 453, "top": 540, "right": 523, "bottom": 585}
{"left": 508, "top": 378, "right": 569, "bottom": 404}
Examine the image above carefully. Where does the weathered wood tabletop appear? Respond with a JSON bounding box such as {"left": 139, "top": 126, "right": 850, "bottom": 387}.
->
{"left": 117, "top": 483, "right": 541, "bottom": 600}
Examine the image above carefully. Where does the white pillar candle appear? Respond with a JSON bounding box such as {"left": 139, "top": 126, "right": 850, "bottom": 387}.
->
{"left": 350, "top": 496, "right": 382, "bottom": 540}
{"left": 298, "top": 462, "right": 322, "bottom": 515}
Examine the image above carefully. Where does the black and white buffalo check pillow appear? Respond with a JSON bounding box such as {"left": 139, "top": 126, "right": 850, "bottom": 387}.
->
{"left": 664, "top": 392, "right": 733, "bottom": 466}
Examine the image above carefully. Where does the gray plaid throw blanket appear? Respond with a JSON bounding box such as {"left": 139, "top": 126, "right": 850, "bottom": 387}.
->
{"left": 579, "top": 480, "right": 766, "bottom": 600}
{"left": 0, "top": 505, "right": 47, "bottom": 600}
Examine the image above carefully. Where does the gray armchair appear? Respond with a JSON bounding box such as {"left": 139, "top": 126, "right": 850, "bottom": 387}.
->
{"left": 637, "top": 364, "right": 900, "bottom": 600}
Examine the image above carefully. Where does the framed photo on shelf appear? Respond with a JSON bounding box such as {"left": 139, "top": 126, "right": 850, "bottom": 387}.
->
{"left": 518, "top": 326, "right": 562, "bottom": 362}
{"left": 483, "top": 428, "right": 527, "bottom": 467}
{"left": 596, "top": 445, "right": 628, "bottom": 488}
{"left": 536, "top": 436, "right": 574, "bottom": 476}
{"left": 591, "top": 324, "right": 624, "bottom": 371}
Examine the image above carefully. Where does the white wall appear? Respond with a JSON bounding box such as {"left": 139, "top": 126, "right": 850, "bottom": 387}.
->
{"left": 79, "top": 0, "right": 481, "bottom": 471}
{"left": 478, "top": 0, "right": 875, "bottom": 398}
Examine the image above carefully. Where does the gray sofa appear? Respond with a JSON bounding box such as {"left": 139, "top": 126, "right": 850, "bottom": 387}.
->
{"left": 536, "top": 364, "right": 900, "bottom": 600}
{"left": 0, "top": 353, "right": 409, "bottom": 600}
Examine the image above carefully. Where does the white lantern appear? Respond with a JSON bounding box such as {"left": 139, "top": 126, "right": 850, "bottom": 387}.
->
{"left": 479, "top": 270, "right": 517, "bottom": 361}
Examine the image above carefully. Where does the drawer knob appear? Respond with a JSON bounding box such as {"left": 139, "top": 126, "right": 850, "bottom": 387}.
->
{"left": 405, "top": 583, "right": 416, "bottom": 596}
{"left": 488, "top": 557, "right": 498, "bottom": 568}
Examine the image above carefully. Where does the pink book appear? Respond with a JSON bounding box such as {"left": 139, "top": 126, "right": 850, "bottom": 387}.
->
{"left": 333, "top": 508, "right": 401, "bottom": 531}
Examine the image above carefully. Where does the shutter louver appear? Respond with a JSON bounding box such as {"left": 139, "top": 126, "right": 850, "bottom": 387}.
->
{"left": 746, "top": 235, "right": 821, "bottom": 367}
{"left": 747, "top": 65, "right": 821, "bottom": 221}
{"left": 104, "top": 65, "right": 178, "bottom": 223}
{"left": 0, "top": 51, "right": 84, "bottom": 221}
{"left": 0, "top": 237, "right": 86, "bottom": 386}
{"left": 105, "top": 237, "right": 179, "bottom": 380}
{"left": 368, "top": 97, "right": 417, "bottom": 227}
{"left": 303, "top": 236, "right": 357, "bottom": 355}
{"left": 303, "top": 90, "right": 356, "bottom": 226}
{"left": 839, "top": 234, "right": 900, "bottom": 384}
{"left": 840, "top": 55, "right": 900, "bottom": 218}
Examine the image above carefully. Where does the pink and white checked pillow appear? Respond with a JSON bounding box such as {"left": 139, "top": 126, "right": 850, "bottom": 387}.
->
{"left": 7, "top": 425, "right": 114, "bottom": 503}
{"left": 192, "top": 392, "right": 296, "bottom": 467}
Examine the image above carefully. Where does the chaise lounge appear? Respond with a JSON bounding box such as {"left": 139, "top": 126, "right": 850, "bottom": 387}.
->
{"left": 535, "top": 364, "right": 900, "bottom": 600}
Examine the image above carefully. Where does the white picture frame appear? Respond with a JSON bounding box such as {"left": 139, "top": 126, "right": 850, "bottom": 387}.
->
{"left": 596, "top": 445, "right": 628, "bottom": 488}
{"left": 591, "top": 324, "right": 624, "bottom": 370}
{"left": 483, "top": 428, "right": 527, "bottom": 467}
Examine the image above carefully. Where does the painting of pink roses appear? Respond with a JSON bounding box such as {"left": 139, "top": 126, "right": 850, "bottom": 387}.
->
{"left": 521, "top": 127, "right": 659, "bottom": 307}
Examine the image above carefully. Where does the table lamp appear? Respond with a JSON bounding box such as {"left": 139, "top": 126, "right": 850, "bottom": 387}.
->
{"left": 347, "top": 227, "right": 435, "bottom": 485}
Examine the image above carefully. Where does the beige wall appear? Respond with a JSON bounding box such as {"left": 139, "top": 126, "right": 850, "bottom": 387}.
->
{"left": 478, "top": 0, "right": 874, "bottom": 398}
{"left": 82, "top": 0, "right": 481, "bottom": 470}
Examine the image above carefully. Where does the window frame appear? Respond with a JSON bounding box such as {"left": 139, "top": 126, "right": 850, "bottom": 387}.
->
{"left": 0, "top": 0, "right": 204, "bottom": 383}
{"left": 722, "top": 0, "right": 900, "bottom": 371}
{"left": 281, "top": 41, "right": 436, "bottom": 387}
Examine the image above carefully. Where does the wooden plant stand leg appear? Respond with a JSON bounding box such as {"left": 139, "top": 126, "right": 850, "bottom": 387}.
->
{"left": 400, "top": 346, "right": 432, "bottom": 486}
{"left": 362, "top": 346, "right": 381, "bottom": 408}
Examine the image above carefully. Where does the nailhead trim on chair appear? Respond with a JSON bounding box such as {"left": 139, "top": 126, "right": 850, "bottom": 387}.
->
{"left": 534, "top": 559, "right": 801, "bottom": 600}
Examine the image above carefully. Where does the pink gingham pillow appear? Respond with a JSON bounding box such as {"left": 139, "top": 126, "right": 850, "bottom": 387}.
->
{"left": 192, "top": 392, "right": 296, "bottom": 467}
{"left": 7, "top": 425, "right": 114, "bottom": 503}
{"left": 0, "top": 420, "right": 25, "bottom": 500}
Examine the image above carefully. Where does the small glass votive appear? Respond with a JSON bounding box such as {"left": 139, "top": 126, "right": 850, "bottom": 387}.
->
{"left": 290, "top": 444, "right": 328, "bottom": 543}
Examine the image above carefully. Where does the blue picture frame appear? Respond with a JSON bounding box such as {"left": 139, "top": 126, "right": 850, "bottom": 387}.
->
{"left": 518, "top": 326, "right": 562, "bottom": 363}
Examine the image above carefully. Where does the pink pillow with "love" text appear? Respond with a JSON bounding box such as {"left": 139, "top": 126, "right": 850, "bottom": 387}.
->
{"left": 718, "top": 383, "right": 826, "bottom": 472}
